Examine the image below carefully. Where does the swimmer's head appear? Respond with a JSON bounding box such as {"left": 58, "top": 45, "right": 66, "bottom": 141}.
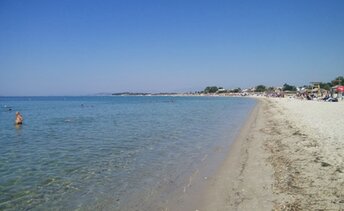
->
{"left": 16, "top": 112, "right": 19, "bottom": 115}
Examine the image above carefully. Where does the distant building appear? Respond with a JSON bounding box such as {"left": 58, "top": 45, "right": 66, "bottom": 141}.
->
{"left": 217, "top": 88, "right": 226, "bottom": 93}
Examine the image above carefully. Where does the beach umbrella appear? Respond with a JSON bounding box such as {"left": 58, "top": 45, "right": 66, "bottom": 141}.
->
{"left": 336, "top": 86, "right": 344, "bottom": 92}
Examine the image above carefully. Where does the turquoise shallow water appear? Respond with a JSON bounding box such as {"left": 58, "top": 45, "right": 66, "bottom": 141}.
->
{"left": 0, "top": 96, "right": 255, "bottom": 210}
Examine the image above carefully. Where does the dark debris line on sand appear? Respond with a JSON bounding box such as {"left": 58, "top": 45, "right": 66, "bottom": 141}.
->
{"left": 262, "top": 99, "right": 344, "bottom": 211}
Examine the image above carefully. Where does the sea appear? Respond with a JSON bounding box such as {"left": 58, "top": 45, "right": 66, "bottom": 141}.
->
{"left": 0, "top": 96, "right": 256, "bottom": 210}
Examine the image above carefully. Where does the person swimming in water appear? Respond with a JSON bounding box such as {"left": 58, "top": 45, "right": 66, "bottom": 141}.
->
{"left": 15, "top": 112, "right": 23, "bottom": 125}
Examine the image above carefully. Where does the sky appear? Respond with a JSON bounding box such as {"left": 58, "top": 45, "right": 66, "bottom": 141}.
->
{"left": 1, "top": 0, "right": 344, "bottom": 96}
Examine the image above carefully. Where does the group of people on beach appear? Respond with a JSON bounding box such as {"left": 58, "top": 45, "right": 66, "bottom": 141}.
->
{"left": 297, "top": 92, "right": 339, "bottom": 102}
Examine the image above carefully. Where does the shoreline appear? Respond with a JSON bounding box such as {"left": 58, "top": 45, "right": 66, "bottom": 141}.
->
{"left": 201, "top": 98, "right": 275, "bottom": 210}
{"left": 200, "top": 97, "right": 344, "bottom": 210}
{"left": 160, "top": 98, "right": 258, "bottom": 211}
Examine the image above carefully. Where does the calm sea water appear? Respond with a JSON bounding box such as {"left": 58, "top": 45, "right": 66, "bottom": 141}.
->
{"left": 0, "top": 96, "right": 255, "bottom": 210}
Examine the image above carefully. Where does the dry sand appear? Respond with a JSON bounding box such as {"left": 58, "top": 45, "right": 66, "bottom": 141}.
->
{"left": 202, "top": 98, "right": 344, "bottom": 210}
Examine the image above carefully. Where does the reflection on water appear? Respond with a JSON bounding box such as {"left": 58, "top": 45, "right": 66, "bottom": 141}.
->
{"left": 0, "top": 96, "right": 255, "bottom": 210}
{"left": 15, "top": 124, "right": 22, "bottom": 131}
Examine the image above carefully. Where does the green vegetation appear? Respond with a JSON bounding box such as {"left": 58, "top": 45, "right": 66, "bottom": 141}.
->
{"left": 267, "top": 87, "right": 275, "bottom": 92}
{"left": 231, "top": 88, "right": 241, "bottom": 93}
{"left": 282, "top": 83, "right": 297, "bottom": 91}
{"left": 255, "top": 85, "right": 266, "bottom": 92}
{"left": 319, "top": 82, "right": 332, "bottom": 91}
{"left": 331, "top": 76, "right": 344, "bottom": 86}
{"left": 204, "top": 86, "right": 219, "bottom": 93}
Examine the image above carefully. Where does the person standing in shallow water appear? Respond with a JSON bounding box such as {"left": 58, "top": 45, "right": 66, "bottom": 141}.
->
{"left": 15, "top": 112, "right": 23, "bottom": 125}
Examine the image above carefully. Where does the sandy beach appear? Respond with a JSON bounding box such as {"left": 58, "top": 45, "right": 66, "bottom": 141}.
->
{"left": 202, "top": 98, "right": 344, "bottom": 210}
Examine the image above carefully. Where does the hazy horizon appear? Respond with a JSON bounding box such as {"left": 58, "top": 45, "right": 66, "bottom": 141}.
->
{"left": 1, "top": 0, "right": 344, "bottom": 96}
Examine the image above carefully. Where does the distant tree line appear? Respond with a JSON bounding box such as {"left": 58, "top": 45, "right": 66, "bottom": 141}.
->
{"left": 282, "top": 83, "right": 297, "bottom": 91}
{"left": 255, "top": 85, "right": 266, "bottom": 92}
{"left": 254, "top": 83, "right": 298, "bottom": 92}
{"left": 202, "top": 76, "right": 343, "bottom": 94}
{"left": 203, "top": 86, "right": 219, "bottom": 93}
{"left": 303, "top": 76, "right": 344, "bottom": 91}
{"left": 203, "top": 86, "right": 242, "bottom": 93}
{"left": 318, "top": 76, "right": 344, "bottom": 90}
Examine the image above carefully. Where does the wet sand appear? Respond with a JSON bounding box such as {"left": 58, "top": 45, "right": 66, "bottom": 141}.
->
{"left": 202, "top": 98, "right": 344, "bottom": 210}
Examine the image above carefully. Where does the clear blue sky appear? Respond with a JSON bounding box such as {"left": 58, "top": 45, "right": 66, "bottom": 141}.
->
{"left": 1, "top": 0, "right": 343, "bottom": 95}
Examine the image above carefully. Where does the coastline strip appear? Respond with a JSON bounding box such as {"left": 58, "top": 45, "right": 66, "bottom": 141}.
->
{"left": 202, "top": 98, "right": 275, "bottom": 210}
{"left": 202, "top": 97, "right": 344, "bottom": 210}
